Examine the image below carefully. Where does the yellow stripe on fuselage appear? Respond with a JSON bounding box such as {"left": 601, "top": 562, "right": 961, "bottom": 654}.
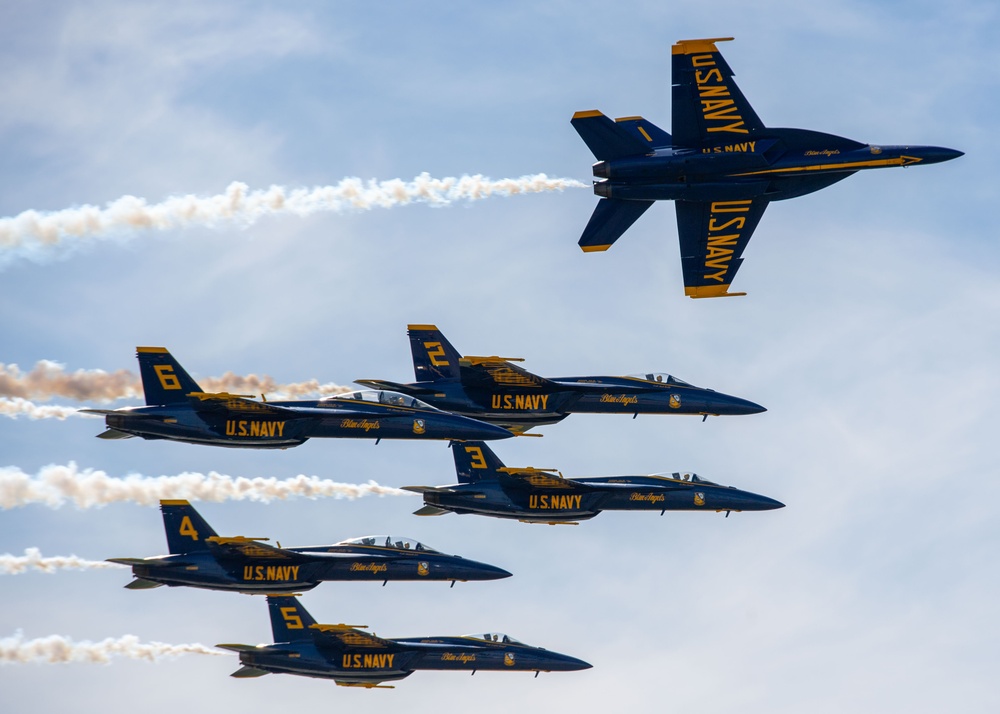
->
{"left": 732, "top": 155, "right": 921, "bottom": 177}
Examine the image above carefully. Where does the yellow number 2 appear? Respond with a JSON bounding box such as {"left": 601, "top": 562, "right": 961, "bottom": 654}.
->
{"left": 423, "top": 342, "right": 449, "bottom": 367}
{"left": 154, "top": 364, "right": 182, "bottom": 390}
{"left": 466, "top": 446, "right": 488, "bottom": 469}
{"left": 178, "top": 515, "right": 199, "bottom": 541}
{"left": 281, "top": 607, "right": 303, "bottom": 629}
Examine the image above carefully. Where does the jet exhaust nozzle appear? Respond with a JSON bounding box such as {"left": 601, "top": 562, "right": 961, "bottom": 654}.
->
{"left": 592, "top": 161, "right": 610, "bottom": 179}
{"left": 594, "top": 181, "right": 612, "bottom": 198}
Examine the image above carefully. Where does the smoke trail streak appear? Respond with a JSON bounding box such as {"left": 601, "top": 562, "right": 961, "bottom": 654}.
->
{"left": 0, "top": 632, "right": 230, "bottom": 664}
{"left": 0, "top": 548, "right": 125, "bottom": 575}
{"left": 0, "top": 398, "right": 80, "bottom": 420}
{"left": 0, "top": 463, "right": 413, "bottom": 510}
{"left": 0, "top": 173, "right": 585, "bottom": 260}
{"left": 0, "top": 361, "right": 351, "bottom": 403}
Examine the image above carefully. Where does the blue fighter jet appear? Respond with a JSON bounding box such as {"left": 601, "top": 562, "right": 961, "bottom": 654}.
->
{"left": 217, "top": 595, "right": 591, "bottom": 688}
{"left": 356, "top": 324, "right": 764, "bottom": 432}
{"left": 107, "top": 501, "right": 511, "bottom": 593}
{"left": 572, "top": 37, "right": 963, "bottom": 298}
{"left": 82, "top": 347, "right": 513, "bottom": 448}
{"left": 404, "top": 441, "right": 784, "bottom": 524}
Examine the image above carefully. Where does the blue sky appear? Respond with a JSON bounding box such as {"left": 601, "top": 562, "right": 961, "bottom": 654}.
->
{"left": 1, "top": 1, "right": 998, "bottom": 711}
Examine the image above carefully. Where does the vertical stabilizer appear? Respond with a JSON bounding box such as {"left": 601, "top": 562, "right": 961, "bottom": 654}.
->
{"left": 135, "top": 347, "right": 203, "bottom": 405}
{"left": 160, "top": 500, "right": 219, "bottom": 554}
{"left": 266, "top": 596, "right": 318, "bottom": 643}
{"left": 451, "top": 441, "right": 505, "bottom": 484}
{"left": 407, "top": 325, "right": 462, "bottom": 382}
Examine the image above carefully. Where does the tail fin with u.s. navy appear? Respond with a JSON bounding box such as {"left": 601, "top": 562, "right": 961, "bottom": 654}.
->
{"left": 136, "top": 346, "right": 204, "bottom": 405}
{"left": 407, "top": 325, "right": 462, "bottom": 382}
{"left": 160, "top": 500, "right": 219, "bottom": 554}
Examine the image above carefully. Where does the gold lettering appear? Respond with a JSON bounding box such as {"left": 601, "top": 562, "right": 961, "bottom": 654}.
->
{"left": 691, "top": 54, "right": 716, "bottom": 68}
{"left": 275, "top": 421, "right": 285, "bottom": 437}
{"left": 249, "top": 421, "right": 261, "bottom": 437}
{"left": 238, "top": 420, "right": 247, "bottom": 436}
{"left": 178, "top": 515, "right": 198, "bottom": 541}
{"left": 153, "top": 364, "right": 181, "bottom": 390}
{"left": 698, "top": 84, "right": 730, "bottom": 97}
{"left": 708, "top": 216, "right": 746, "bottom": 232}
{"left": 225, "top": 420, "right": 236, "bottom": 436}
{"left": 701, "top": 99, "right": 734, "bottom": 113}
{"left": 710, "top": 200, "right": 752, "bottom": 212}
{"left": 695, "top": 68, "right": 722, "bottom": 83}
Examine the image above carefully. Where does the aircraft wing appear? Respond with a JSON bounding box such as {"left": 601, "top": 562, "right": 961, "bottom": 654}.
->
{"left": 353, "top": 379, "right": 446, "bottom": 397}
{"left": 458, "top": 357, "right": 557, "bottom": 391}
{"left": 186, "top": 393, "right": 298, "bottom": 416}
{"left": 671, "top": 38, "right": 765, "bottom": 147}
{"left": 205, "top": 536, "right": 304, "bottom": 561}
{"left": 309, "top": 623, "right": 395, "bottom": 650}
{"left": 675, "top": 198, "right": 769, "bottom": 298}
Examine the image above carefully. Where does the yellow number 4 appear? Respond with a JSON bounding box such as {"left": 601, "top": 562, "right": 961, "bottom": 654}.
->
{"left": 281, "top": 607, "right": 303, "bottom": 629}
{"left": 178, "top": 515, "right": 199, "bottom": 540}
{"left": 154, "top": 364, "right": 182, "bottom": 390}
{"left": 423, "top": 342, "right": 449, "bottom": 367}
{"left": 466, "top": 446, "right": 488, "bottom": 469}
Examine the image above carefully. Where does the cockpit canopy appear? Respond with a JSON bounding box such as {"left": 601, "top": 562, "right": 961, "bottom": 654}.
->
{"left": 321, "top": 389, "right": 438, "bottom": 411}
{"left": 465, "top": 632, "right": 523, "bottom": 645}
{"left": 336, "top": 535, "right": 439, "bottom": 553}
{"left": 628, "top": 372, "right": 692, "bottom": 387}
{"left": 653, "top": 472, "right": 716, "bottom": 485}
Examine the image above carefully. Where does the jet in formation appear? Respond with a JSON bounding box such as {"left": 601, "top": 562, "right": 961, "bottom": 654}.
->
{"left": 108, "top": 500, "right": 511, "bottom": 593}
{"left": 217, "top": 595, "right": 591, "bottom": 687}
{"left": 572, "top": 37, "right": 963, "bottom": 298}
{"left": 82, "top": 347, "right": 513, "bottom": 448}
{"left": 356, "top": 324, "right": 765, "bottom": 432}
{"left": 405, "top": 441, "right": 784, "bottom": 524}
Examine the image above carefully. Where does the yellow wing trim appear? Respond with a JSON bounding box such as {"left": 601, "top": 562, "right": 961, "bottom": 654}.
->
{"left": 672, "top": 37, "right": 734, "bottom": 55}
{"left": 685, "top": 285, "right": 747, "bottom": 299}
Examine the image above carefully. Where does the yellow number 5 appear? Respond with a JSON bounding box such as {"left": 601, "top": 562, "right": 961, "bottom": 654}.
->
{"left": 281, "top": 607, "right": 303, "bottom": 629}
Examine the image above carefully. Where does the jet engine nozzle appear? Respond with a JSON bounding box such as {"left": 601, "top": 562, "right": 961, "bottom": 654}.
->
{"left": 592, "top": 161, "right": 610, "bottom": 179}
{"left": 594, "top": 181, "right": 612, "bottom": 198}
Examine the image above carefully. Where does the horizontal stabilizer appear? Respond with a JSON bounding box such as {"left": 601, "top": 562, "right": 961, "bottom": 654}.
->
{"left": 353, "top": 379, "right": 446, "bottom": 397}
{"left": 231, "top": 666, "right": 270, "bottom": 678}
{"left": 106, "top": 557, "right": 149, "bottom": 566}
{"left": 413, "top": 505, "right": 451, "bottom": 517}
{"left": 571, "top": 110, "right": 654, "bottom": 160}
{"left": 578, "top": 198, "right": 654, "bottom": 252}
{"left": 216, "top": 643, "right": 286, "bottom": 655}
{"left": 124, "top": 578, "right": 163, "bottom": 590}
{"left": 96, "top": 428, "right": 135, "bottom": 440}
{"left": 402, "top": 486, "right": 467, "bottom": 495}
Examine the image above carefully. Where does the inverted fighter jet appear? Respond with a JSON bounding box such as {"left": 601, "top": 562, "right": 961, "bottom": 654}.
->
{"left": 82, "top": 347, "right": 513, "bottom": 448}
{"left": 404, "top": 441, "right": 784, "bottom": 524}
{"left": 572, "top": 37, "right": 963, "bottom": 298}
{"left": 217, "top": 595, "right": 590, "bottom": 687}
{"left": 108, "top": 500, "right": 511, "bottom": 593}
{"left": 356, "top": 324, "right": 764, "bottom": 432}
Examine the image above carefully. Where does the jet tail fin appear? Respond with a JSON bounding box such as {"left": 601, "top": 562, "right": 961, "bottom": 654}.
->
{"left": 407, "top": 325, "right": 461, "bottom": 382}
{"left": 571, "top": 111, "right": 654, "bottom": 160}
{"left": 578, "top": 198, "right": 654, "bottom": 252}
{"left": 266, "top": 595, "right": 318, "bottom": 643}
{"left": 160, "top": 500, "right": 219, "bottom": 555}
{"left": 135, "top": 347, "right": 203, "bottom": 405}
{"left": 451, "top": 441, "right": 506, "bottom": 484}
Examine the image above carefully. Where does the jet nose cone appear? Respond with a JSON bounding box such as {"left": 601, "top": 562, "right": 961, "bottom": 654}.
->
{"left": 559, "top": 654, "right": 593, "bottom": 671}
{"left": 709, "top": 394, "right": 767, "bottom": 416}
{"left": 914, "top": 146, "right": 964, "bottom": 164}
{"left": 452, "top": 417, "right": 516, "bottom": 441}
{"left": 466, "top": 562, "right": 513, "bottom": 580}
{"left": 755, "top": 494, "right": 785, "bottom": 510}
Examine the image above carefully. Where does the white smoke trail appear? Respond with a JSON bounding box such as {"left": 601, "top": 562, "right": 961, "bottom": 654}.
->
{"left": 0, "top": 463, "right": 414, "bottom": 510}
{"left": 0, "top": 632, "right": 230, "bottom": 664}
{"left": 0, "top": 398, "right": 81, "bottom": 420}
{"left": 0, "top": 548, "right": 125, "bottom": 575}
{"left": 0, "top": 173, "right": 585, "bottom": 261}
{"left": 0, "top": 361, "right": 351, "bottom": 404}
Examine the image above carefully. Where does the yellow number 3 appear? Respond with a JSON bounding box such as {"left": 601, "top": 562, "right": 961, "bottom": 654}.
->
{"left": 466, "top": 446, "right": 488, "bottom": 469}
{"left": 179, "top": 515, "right": 199, "bottom": 540}
{"left": 281, "top": 607, "right": 303, "bottom": 629}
